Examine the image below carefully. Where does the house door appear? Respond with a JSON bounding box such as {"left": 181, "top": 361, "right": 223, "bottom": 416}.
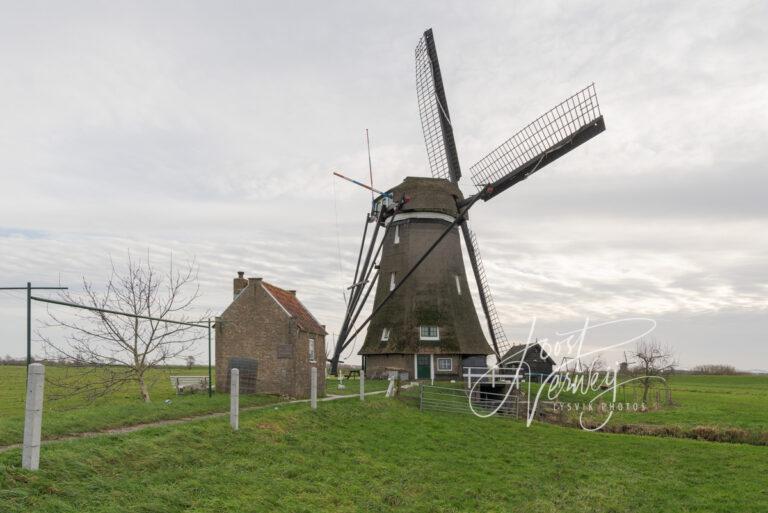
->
{"left": 417, "top": 355, "right": 431, "bottom": 379}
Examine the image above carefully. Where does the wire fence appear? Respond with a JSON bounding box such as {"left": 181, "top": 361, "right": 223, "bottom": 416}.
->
{"left": 419, "top": 384, "right": 557, "bottom": 421}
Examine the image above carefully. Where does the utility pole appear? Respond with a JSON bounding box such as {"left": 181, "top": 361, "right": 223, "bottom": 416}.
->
{"left": 0, "top": 284, "right": 68, "bottom": 366}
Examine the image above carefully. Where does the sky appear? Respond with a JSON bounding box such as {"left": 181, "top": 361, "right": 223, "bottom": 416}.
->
{"left": 0, "top": 1, "right": 766, "bottom": 370}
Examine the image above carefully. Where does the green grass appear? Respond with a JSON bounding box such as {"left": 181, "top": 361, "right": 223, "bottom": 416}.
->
{"left": 2, "top": 365, "right": 765, "bottom": 448}
{"left": 545, "top": 374, "right": 768, "bottom": 437}
{"left": 400, "top": 374, "right": 768, "bottom": 443}
{"left": 0, "top": 365, "right": 279, "bottom": 446}
{"left": 1, "top": 397, "right": 766, "bottom": 512}
{"left": 325, "top": 376, "right": 390, "bottom": 396}
{"left": 622, "top": 374, "right": 768, "bottom": 430}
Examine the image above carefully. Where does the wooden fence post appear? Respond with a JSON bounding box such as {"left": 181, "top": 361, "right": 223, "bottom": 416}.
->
{"left": 359, "top": 370, "right": 365, "bottom": 401}
{"left": 230, "top": 368, "right": 239, "bottom": 431}
{"left": 22, "top": 363, "right": 45, "bottom": 470}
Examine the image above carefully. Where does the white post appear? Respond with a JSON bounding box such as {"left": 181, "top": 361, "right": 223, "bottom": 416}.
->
{"left": 22, "top": 363, "right": 45, "bottom": 470}
{"left": 230, "top": 368, "right": 239, "bottom": 431}
{"left": 359, "top": 370, "right": 365, "bottom": 401}
{"left": 385, "top": 371, "right": 395, "bottom": 398}
{"left": 310, "top": 366, "right": 317, "bottom": 410}
{"left": 430, "top": 354, "right": 435, "bottom": 385}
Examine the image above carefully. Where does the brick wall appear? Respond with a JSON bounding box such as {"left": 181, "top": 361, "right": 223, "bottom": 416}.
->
{"left": 215, "top": 279, "right": 325, "bottom": 399}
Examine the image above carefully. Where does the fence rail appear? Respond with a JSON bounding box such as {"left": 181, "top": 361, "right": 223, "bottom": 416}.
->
{"left": 419, "top": 384, "right": 556, "bottom": 420}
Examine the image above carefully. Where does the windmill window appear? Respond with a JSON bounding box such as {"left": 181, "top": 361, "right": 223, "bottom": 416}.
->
{"left": 455, "top": 275, "right": 461, "bottom": 295}
{"left": 389, "top": 273, "right": 396, "bottom": 291}
{"left": 420, "top": 325, "right": 440, "bottom": 341}
{"left": 381, "top": 328, "right": 390, "bottom": 341}
{"left": 308, "top": 338, "right": 316, "bottom": 363}
{"left": 437, "top": 358, "right": 452, "bottom": 371}
{"left": 394, "top": 225, "right": 400, "bottom": 244}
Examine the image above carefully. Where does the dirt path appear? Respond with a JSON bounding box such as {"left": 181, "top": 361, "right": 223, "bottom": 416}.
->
{"left": 0, "top": 390, "right": 387, "bottom": 454}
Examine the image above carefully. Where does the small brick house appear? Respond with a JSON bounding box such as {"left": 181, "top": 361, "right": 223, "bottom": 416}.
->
{"left": 215, "top": 272, "right": 326, "bottom": 399}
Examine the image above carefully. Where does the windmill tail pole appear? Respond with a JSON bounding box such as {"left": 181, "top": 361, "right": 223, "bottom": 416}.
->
{"left": 330, "top": 226, "right": 388, "bottom": 376}
{"left": 329, "top": 269, "right": 381, "bottom": 376}
{"left": 330, "top": 220, "right": 388, "bottom": 376}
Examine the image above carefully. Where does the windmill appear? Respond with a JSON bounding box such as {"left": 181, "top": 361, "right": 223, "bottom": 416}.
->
{"left": 329, "top": 28, "right": 605, "bottom": 378}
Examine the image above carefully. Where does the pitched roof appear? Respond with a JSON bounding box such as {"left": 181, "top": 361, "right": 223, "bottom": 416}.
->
{"left": 501, "top": 343, "right": 556, "bottom": 366}
{"left": 261, "top": 281, "right": 326, "bottom": 335}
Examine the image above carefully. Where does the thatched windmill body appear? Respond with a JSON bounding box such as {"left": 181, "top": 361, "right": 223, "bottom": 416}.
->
{"left": 329, "top": 29, "right": 605, "bottom": 379}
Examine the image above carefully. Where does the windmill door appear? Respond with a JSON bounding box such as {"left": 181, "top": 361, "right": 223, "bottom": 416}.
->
{"left": 417, "top": 355, "right": 431, "bottom": 379}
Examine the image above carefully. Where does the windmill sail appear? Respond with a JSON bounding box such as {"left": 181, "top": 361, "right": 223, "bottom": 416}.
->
{"left": 461, "top": 223, "right": 509, "bottom": 359}
{"left": 416, "top": 28, "right": 510, "bottom": 360}
{"left": 471, "top": 84, "right": 605, "bottom": 200}
{"left": 415, "top": 28, "right": 461, "bottom": 183}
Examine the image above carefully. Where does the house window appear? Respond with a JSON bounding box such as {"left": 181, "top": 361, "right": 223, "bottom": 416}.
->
{"left": 390, "top": 273, "right": 396, "bottom": 291}
{"left": 394, "top": 225, "right": 400, "bottom": 244}
{"left": 308, "top": 338, "right": 316, "bottom": 362}
{"left": 455, "top": 275, "right": 461, "bottom": 295}
{"left": 381, "top": 328, "right": 390, "bottom": 341}
{"left": 419, "top": 325, "right": 439, "bottom": 341}
{"left": 437, "top": 358, "right": 452, "bottom": 371}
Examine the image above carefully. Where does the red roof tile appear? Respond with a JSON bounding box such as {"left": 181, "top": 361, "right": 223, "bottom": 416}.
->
{"left": 261, "top": 281, "right": 326, "bottom": 335}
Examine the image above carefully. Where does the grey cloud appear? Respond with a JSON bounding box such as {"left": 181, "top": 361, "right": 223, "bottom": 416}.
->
{"left": 0, "top": 0, "right": 765, "bottom": 368}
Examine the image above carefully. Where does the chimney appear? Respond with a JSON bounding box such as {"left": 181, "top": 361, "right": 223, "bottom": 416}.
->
{"left": 233, "top": 271, "right": 249, "bottom": 298}
{"left": 288, "top": 290, "right": 296, "bottom": 296}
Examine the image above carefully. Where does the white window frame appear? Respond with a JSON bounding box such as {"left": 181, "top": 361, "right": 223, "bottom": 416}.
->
{"left": 455, "top": 275, "right": 461, "bottom": 295}
{"left": 394, "top": 225, "right": 400, "bottom": 244}
{"left": 419, "top": 325, "right": 440, "bottom": 341}
{"left": 308, "top": 338, "right": 316, "bottom": 363}
{"left": 381, "top": 328, "right": 390, "bottom": 341}
{"left": 437, "top": 357, "right": 452, "bottom": 371}
{"left": 390, "top": 273, "right": 396, "bottom": 291}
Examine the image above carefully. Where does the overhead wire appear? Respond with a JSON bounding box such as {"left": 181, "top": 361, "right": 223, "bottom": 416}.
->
{"left": 331, "top": 175, "right": 347, "bottom": 305}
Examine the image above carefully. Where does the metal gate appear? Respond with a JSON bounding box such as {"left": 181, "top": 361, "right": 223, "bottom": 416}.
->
{"left": 419, "top": 384, "right": 556, "bottom": 420}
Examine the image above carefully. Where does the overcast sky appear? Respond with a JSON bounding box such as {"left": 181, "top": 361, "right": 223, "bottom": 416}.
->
{"left": 1, "top": 1, "right": 766, "bottom": 370}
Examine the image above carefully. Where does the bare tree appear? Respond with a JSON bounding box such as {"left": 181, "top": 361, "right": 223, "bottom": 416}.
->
{"left": 630, "top": 337, "right": 676, "bottom": 403}
{"left": 583, "top": 354, "right": 605, "bottom": 373}
{"left": 40, "top": 254, "right": 207, "bottom": 402}
{"left": 185, "top": 355, "right": 196, "bottom": 369}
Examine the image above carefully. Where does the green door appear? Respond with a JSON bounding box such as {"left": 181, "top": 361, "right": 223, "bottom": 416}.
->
{"left": 417, "top": 355, "right": 431, "bottom": 379}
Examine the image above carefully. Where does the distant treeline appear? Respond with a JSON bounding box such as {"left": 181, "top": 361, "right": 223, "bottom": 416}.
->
{"left": 687, "top": 364, "right": 741, "bottom": 375}
{"left": 0, "top": 356, "right": 204, "bottom": 368}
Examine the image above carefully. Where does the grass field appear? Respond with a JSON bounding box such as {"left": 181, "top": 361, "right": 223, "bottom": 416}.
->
{"left": 0, "top": 365, "right": 393, "bottom": 447}
{"left": 325, "top": 375, "right": 391, "bottom": 396}
{"left": 624, "top": 374, "right": 768, "bottom": 430}
{"left": 1, "top": 365, "right": 765, "bottom": 447}
{"left": 532, "top": 374, "right": 768, "bottom": 441}
{"left": 401, "top": 373, "right": 768, "bottom": 444}
{"left": 1, "top": 396, "right": 766, "bottom": 512}
{"left": 0, "top": 365, "right": 281, "bottom": 446}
